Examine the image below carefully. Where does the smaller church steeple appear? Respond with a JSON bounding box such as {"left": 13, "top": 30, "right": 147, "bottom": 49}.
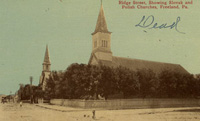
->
{"left": 43, "top": 45, "right": 51, "bottom": 65}
{"left": 40, "top": 45, "right": 51, "bottom": 91}
{"left": 42, "top": 45, "right": 51, "bottom": 72}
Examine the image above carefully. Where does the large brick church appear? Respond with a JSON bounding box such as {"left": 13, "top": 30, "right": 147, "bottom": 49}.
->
{"left": 88, "top": 3, "right": 188, "bottom": 75}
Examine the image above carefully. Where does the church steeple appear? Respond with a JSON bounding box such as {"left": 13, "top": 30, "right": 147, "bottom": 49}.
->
{"left": 90, "top": 2, "right": 112, "bottom": 63}
{"left": 43, "top": 45, "right": 51, "bottom": 65}
{"left": 42, "top": 45, "right": 51, "bottom": 72}
{"left": 40, "top": 45, "right": 51, "bottom": 91}
{"left": 92, "top": 3, "right": 111, "bottom": 35}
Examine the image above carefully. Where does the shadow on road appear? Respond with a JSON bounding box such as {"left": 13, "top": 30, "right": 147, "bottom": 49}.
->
{"left": 174, "top": 109, "right": 200, "bottom": 112}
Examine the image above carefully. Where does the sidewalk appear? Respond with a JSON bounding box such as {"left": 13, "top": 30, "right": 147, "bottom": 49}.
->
{"left": 35, "top": 103, "right": 88, "bottom": 112}
{"left": 35, "top": 103, "right": 200, "bottom": 114}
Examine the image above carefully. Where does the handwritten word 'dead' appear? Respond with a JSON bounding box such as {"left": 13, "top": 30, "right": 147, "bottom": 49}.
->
{"left": 135, "top": 15, "right": 185, "bottom": 34}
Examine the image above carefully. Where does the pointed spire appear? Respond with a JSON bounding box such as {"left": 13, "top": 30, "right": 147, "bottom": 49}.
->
{"left": 92, "top": 2, "right": 111, "bottom": 35}
{"left": 43, "top": 45, "right": 51, "bottom": 65}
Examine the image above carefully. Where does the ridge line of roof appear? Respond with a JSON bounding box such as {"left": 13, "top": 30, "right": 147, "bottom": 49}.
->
{"left": 112, "top": 56, "right": 181, "bottom": 66}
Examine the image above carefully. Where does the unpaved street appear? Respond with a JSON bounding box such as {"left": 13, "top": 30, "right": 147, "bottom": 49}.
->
{"left": 1, "top": 103, "right": 200, "bottom": 121}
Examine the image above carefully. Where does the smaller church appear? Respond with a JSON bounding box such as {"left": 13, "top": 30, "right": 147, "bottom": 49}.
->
{"left": 88, "top": 3, "right": 188, "bottom": 75}
{"left": 39, "top": 45, "right": 51, "bottom": 91}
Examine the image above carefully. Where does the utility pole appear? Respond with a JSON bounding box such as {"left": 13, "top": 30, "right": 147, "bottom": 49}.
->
{"left": 30, "top": 76, "right": 33, "bottom": 104}
{"left": 19, "top": 84, "right": 24, "bottom": 101}
{"left": 9, "top": 91, "right": 12, "bottom": 102}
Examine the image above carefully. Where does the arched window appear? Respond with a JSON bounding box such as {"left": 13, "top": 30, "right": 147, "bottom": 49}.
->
{"left": 102, "top": 40, "right": 107, "bottom": 47}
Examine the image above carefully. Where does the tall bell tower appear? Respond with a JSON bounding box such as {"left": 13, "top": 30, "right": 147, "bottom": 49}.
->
{"left": 91, "top": 2, "right": 112, "bottom": 62}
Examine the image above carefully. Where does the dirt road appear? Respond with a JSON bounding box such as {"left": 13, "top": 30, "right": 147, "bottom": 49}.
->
{"left": 1, "top": 103, "right": 200, "bottom": 121}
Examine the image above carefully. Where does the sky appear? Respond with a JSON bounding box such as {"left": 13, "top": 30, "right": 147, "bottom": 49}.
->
{"left": 0, "top": 0, "right": 200, "bottom": 95}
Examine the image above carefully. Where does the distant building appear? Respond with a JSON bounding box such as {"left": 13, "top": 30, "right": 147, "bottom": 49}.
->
{"left": 0, "top": 94, "right": 6, "bottom": 102}
{"left": 88, "top": 4, "right": 188, "bottom": 75}
{"left": 39, "top": 45, "right": 51, "bottom": 91}
{"left": 194, "top": 74, "right": 200, "bottom": 79}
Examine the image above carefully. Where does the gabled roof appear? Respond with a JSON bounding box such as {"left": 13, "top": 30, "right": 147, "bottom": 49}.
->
{"left": 43, "top": 45, "right": 51, "bottom": 65}
{"left": 98, "top": 56, "right": 189, "bottom": 75}
{"left": 88, "top": 52, "right": 100, "bottom": 65}
{"left": 92, "top": 4, "right": 111, "bottom": 35}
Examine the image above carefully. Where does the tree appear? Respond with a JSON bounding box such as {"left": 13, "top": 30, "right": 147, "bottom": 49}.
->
{"left": 158, "top": 70, "right": 197, "bottom": 98}
{"left": 136, "top": 69, "right": 158, "bottom": 98}
{"left": 64, "top": 63, "right": 98, "bottom": 99}
{"left": 43, "top": 63, "right": 200, "bottom": 100}
{"left": 97, "top": 66, "right": 115, "bottom": 100}
{"left": 21, "top": 84, "right": 31, "bottom": 100}
{"left": 45, "top": 71, "right": 56, "bottom": 99}
{"left": 112, "top": 66, "right": 139, "bottom": 98}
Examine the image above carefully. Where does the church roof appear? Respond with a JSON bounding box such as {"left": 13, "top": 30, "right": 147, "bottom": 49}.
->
{"left": 92, "top": 4, "right": 111, "bottom": 35}
{"left": 43, "top": 45, "right": 51, "bottom": 65}
{"left": 98, "top": 56, "right": 189, "bottom": 75}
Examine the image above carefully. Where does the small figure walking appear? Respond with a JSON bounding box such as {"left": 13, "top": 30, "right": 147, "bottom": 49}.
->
{"left": 92, "top": 110, "right": 96, "bottom": 119}
{"left": 20, "top": 101, "right": 23, "bottom": 107}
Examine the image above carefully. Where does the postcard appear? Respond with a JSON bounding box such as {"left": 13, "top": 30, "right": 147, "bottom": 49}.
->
{"left": 0, "top": 0, "right": 200, "bottom": 121}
